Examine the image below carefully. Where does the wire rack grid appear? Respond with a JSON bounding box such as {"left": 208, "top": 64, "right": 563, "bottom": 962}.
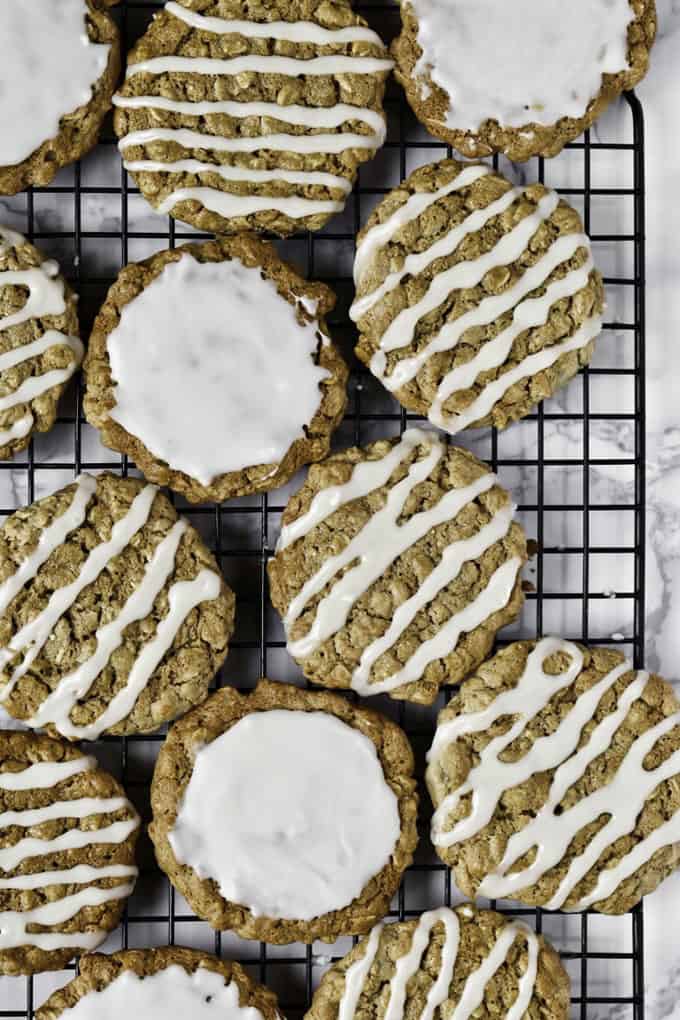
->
{"left": 0, "top": 2, "right": 647, "bottom": 1019}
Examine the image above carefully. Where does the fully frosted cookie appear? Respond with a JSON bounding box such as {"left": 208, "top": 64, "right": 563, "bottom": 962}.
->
{"left": 36, "top": 946, "right": 281, "bottom": 1020}
{"left": 306, "top": 905, "right": 570, "bottom": 1020}
{"left": 0, "top": 0, "right": 120, "bottom": 195}
{"left": 0, "top": 731, "right": 139, "bottom": 976}
{"left": 427, "top": 637, "right": 680, "bottom": 914}
{"left": 84, "top": 235, "right": 348, "bottom": 503}
{"left": 0, "top": 227, "right": 84, "bottom": 459}
{"left": 149, "top": 680, "right": 418, "bottom": 943}
{"left": 0, "top": 473, "right": 235, "bottom": 740}
{"left": 350, "top": 161, "right": 605, "bottom": 435}
{"left": 268, "top": 429, "right": 527, "bottom": 705}
{"left": 391, "top": 0, "right": 656, "bottom": 161}
{"left": 113, "top": 0, "right": 392, "bottom": 236}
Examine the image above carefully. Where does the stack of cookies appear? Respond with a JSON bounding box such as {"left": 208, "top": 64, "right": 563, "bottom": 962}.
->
{"left": 0, "top": 1, "right": 669, "bottom": 1019}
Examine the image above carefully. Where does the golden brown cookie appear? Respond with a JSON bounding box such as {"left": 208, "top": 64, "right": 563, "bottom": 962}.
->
{"left": 0, "top": 0, "right": 121, "bottom": 195}
{"left": 113, "top": 0, "right": 392, "bottom": 236}
{"left": 427, "top": 636, "right": 680, "bottom": 914}
{"left": 0, "top": 731, "right": 139, "bottom": 976}
{"left": 391, "top": 0, "right": 656, "bottom": 161}
{"left": 268, "top": 428, "right": 527, "bottom": 705}
{"left": 149, "top": 679, "right": 419, "bottom": 944}
{"left": 36, "top": 946, "right": 281, "bottom": 1020}
{"left": 0, "top": 472, "right": 234, "bottom": 739}
{"left": 306, "top": 905, "right": 570, "bottom": 1020}
{"left": 350, "top": 160, "right": 605, "bottom": 435}
{"left": 0, "top": 226, "right": 83, "bottom": 459}
{"left": 84, "top": 235, "right": 348, "bottom": 504}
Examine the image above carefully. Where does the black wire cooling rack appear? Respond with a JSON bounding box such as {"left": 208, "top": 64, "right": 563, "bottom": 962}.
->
{"left": 0, "top": 2, "right": 647, "bottom": 1018}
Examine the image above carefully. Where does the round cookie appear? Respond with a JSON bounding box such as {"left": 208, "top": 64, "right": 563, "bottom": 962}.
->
{"left": 427, "top": 636, "right": 680, "bottom": 914}
{"left": 0, "top": 472, "right": 235, "bottom": 740}
{"left": 391, "top": 0, "right": 656, "bottom": 161}
{"left": 0, "top": 226, "right": 84, "bottom": 459}
{"left": 267, "top": 428, "right": 527, "bottom": 705}
{"left": 0, "top": 731, "right": 139, "bottom": 976}
{"left": 306, "top": 905, "right": 570, "bottom": 1020}
{"left": 350, "top": 161, "right": 605, "bottom": 435}
{"left": 36, "top": 946, "right": 281, "bottom": 1020}
{"left": 113, "top": 0, "right": 392, "bottom": 237}
{"left": 84, "top": 235, "right": 348, "bottom": 503}
{"left": 0, "top": 0, "right": 120, "bottom": 195}
{"left": 149, "top": 679, "right": 419, "bottom": 944}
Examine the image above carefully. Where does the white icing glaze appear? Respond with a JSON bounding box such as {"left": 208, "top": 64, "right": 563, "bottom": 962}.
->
{"left": 337, "top": 908, "right": 539, "bottom": 1020}
{"left": 168, "top": 709, "right": 400, "bottom": 920}
{"left": 0, "top": 756, "right": 95, "bottom": 790}
{"left": 409, "top": 0, "right": 634, "bottom": 132}
{"left": 0, "top": 753, "right": 138, "bottom": 952}
{"left": 353, "top": 176, "right": 600, "bottom": 435}
{"left": 53, "top": 965, "right": 267, "bottom": 1020}
{"left": 0, "top": 226, "right": 26, "bottom": 254}
{"left": 278, "top": 428, "right": 520, "bottom": 693}
{"left": 0, "top": 474, "right": 222, "bottom": 738}
{"left": 0, "top": 241, "right": 84, "bottom": 436}
{"left": 0, "top": 0, "right": 110, "bottom": 166}
{"left": 106, "top": 254, "right": 330, "bottom": 485}
{"left": 428, "top": 637, "right": 680, "bottom": 910}
{"left": 165, "top": 2, "right": 385, "bottom": 46}
{"left": 353, "top": 164, "right": 491, "bottom": 287}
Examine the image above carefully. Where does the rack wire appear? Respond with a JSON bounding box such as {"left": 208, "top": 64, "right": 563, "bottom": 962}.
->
{"left": 0, "top": 2, "right": 646, "bottom": 1018}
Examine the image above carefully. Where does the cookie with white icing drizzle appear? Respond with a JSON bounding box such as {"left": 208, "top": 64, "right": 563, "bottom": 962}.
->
{"left": 0, "top": 730, "right": 139, "bottom": 976}
{"left": 427, "top": 637, "right": 680, "bottom": 914}
{"left": 84, "top": 234, "right": 348, "bottom": 503}
{"left": 36, "top": 945, "right": 281, "bottom": 1020}
{"left": 113, "top": 0, "right": 392, "bottom": 236}
{"left": 0, "top": 0, "right": 120, "bottom": 195}
{"left": 0, "top": 227, "right": 83, "bottom": 460}
{"left": 391, "top": 0, "right": 656, "bottom": 161}
{"left": 0, "top": 473, "right": 235, "bottom": 739}
{"left": 305, "top": 904, "right": 569, "bottom": 1020}
{"left": 350, "top": 161, "right": 605, "bottom": 436}
{"left": 268, "top": 428, "right": 527, "bottom": 705}
{"left": 149, "top": 680, "right": 418, "bottom": 944}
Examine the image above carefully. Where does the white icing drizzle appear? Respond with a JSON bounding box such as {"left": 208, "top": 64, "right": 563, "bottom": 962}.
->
{"left": 353, "top": 164, "right": 491, "bottom": 287}
{"left": 115, "top": 1, "right": 390, "bottom": 221}
{"left": 165, "top": 2, "right": 386, "bottom": 46}
{"left": 0, "top": 474, "right": 96, "bottom": 617}
{"left": 278, "top": 428, "right": 520, "bottom": 693}
{"left": 126, "top": 54, "right": 392, "bottom": 79}
{"left": 0, "top": 474, "right": 222, "bottom": 739}
{"left": 0, "top": 241, "right": 84, "bottom": 439}
{"left": 0, "top": 226, "right": 25, "bottom": 254}
{"left": 0, "top": 0, "right": 111, "bottom": 167}
{"left": 106, "top": 255, "right": 331, "bottom": 485}
{"left": 123, "top": 158, "right": 353, "bottom": 196}
{"left": 119, "top": 125, "right": 383, "bottom": 157}
{"left": 428, "top": 637, "right": 680, "bottom": 910}
{"left": 337, "top": 908, "right": 540, "bottom": 1020}
{"left": 0, "top": 754, "right": 138, "bottom": 952}
{"left": 0, "top": 756, "right": 95, "bottom": 791}
{"left": 51, "top": 965, "right": 268, "bottom": 1020}
{"left": 157, "top": 186, "right": 342, "bottom": 219}
{"left": 168, "top": 709, "right": 401, "bottom": 921}
{"left": 408, "top": 0, "right": 634, "bottom": 132}
{"left": 353, "top": 175, "right": 600, "bottom": 435}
